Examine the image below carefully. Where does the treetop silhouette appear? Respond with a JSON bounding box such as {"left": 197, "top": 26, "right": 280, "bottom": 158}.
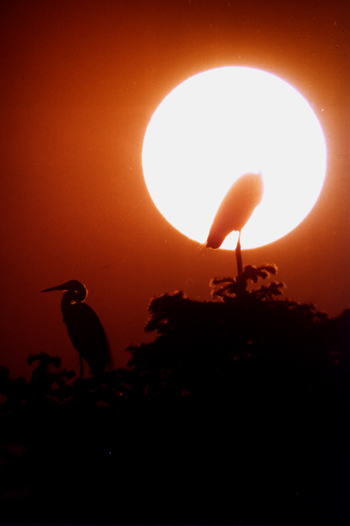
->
{"left": 0, "top": 266, "right": 348, "bottom": 525}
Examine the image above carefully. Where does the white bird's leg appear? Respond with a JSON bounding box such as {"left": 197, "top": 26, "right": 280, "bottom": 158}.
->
{"left": 236, "top": 230, "right": 243, "bottom": 278}
{"left": 79, "top": 355, "right": 84, "bottom": 379}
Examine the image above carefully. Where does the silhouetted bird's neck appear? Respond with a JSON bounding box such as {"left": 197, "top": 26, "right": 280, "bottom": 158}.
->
{"left": 61, "top": 282, "right": 87, "bottom": 312}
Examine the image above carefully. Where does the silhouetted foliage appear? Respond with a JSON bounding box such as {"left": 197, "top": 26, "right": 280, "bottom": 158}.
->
{"left": 210, "top": 262, "right": 283, "bottom": 298}
{"left": 125, "top": 265, "right": 349, "bottom": 525}
{"left": 0, "top": 267, "right": 349, "bottom": 525}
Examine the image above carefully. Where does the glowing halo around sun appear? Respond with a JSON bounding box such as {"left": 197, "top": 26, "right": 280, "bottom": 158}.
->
{"left": 142, "top": 67, "right": 327, "bottom": 250}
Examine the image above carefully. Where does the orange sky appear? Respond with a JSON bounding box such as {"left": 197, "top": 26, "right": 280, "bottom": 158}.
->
{"left": 1, "top": 0, "right": 349, "bottom": 378}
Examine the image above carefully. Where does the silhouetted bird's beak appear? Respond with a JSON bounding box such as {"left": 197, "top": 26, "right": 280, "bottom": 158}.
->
{"left": 42, "top": 283, "right": 68, "bottom": 293}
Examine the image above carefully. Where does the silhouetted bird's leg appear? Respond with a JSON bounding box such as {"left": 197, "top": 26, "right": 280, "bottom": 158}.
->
{"left": 236, "top": 230, "right": 243, "bottom": 277}
{"left": 80, "top": 355, "right": 84, "bottom": 379}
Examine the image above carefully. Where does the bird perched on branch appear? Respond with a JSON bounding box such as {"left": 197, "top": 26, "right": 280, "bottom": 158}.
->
{"left": 206, "top": 172, "right": 264, "bottom": 276}
{"left": 42, "top": 280, "right": 113, "bottom": 378}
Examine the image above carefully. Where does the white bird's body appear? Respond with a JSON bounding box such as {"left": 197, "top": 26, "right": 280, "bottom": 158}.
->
{"left": 206, "top": 173, "right": 263, "bottom": 249}
{"left": 206, "top": 173, "right": 264, "bottom": 275}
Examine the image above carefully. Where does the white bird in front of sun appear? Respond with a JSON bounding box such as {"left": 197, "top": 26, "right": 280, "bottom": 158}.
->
{"left": 206, "top": 172, "right": 264, "bottom": 275}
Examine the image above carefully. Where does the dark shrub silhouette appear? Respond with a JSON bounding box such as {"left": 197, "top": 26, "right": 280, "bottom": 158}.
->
{"left": 126, "top": 266, "right": 349, "bottom": 524}
{"left": 0, "top": 267, "right": 348, "bottom": 525}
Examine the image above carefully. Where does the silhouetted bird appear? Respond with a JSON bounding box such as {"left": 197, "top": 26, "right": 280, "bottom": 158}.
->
{"left": 42, "top": 280, "right": 113, "bottom": 378}
{"left": 206, "top": 173, "right": 263, "bottom": 276}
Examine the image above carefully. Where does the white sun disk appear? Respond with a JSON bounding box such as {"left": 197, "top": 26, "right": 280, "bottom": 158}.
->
{"left": 142, "top": 67, "right": 327, "bottom": 249}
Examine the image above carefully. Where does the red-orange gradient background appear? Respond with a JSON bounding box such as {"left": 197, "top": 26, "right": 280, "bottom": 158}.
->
{"left": 0, "top": 0, "right": 349, "bottom": 378}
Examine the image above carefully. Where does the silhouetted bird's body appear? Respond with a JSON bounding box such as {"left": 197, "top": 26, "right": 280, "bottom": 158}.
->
{"left": 206, "top": 173, "right": 263, "bottom": 275}
{"left": 42, "top": 280, "right": 113, "bottom": 377}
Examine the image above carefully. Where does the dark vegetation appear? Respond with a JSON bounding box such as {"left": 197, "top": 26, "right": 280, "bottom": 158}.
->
{"left": 0, "top": 266, "right": 349, "bottom": 524}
